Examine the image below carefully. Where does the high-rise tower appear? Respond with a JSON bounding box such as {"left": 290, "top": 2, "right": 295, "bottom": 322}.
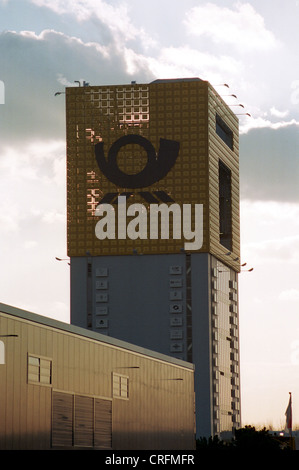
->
{"left": 66, "top": 78, "right": 241, "bottom": 438}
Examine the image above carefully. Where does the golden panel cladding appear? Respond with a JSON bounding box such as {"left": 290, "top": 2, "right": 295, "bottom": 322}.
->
{"left": 66, "top": 80, "right": 239, "bottom": 259}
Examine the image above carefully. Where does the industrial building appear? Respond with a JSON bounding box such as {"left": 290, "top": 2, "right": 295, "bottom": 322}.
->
{"left": 0, "top": 302, "right": 195, "bottom": 450}
{"left": 67, "top": 78, "right": 241, "bottom": 438}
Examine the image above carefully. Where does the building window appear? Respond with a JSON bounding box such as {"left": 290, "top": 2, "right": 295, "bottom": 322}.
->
{"left": 216, "top": 114, "right": 233, "bottom": 150}
{"left": 219, "top": 160, "right": 232, "bottom": 251}
{"left": 28, "top": 354, "right": 52, "bottom": 385}
{"left": 112, "top": 373, "right": 129, "bottom": 399}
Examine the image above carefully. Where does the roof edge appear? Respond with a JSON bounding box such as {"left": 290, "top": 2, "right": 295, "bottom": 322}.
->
{"left": 0, "top": 302, "right": 194, "bottom": 371}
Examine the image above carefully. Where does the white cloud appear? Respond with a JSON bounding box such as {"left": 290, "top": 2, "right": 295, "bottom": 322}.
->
{"left": 0, "top": 207, "right": 20, "bottom": 233}
{"left": 243, "top": 235, "right": 299, "bottom": 266}
{"left": 279, "top": 289, "right": 299, "bottom": 301}
{"left": 239, "top": 200, "right": 299, "bottom": 422}
{"left": 184, "top": 2, "right": 279, "bottom": 52}
{"left": 56, "top": 73, "right": 75, "bottom": 87}
{"left": 240, "top": 200, "right": 299, "bottom": 266}
{"left": 143, "top": 45, "right": 243, "bottom": 84}
{"left": 0, "top": 138, "right": 69, "bottom": 322}
{"left": 239, "top": 122, "right": 299, "bottom": 203}
{"left": 18, "top": 28, "right": 110, "bottom": 57}
{"left": 30, "top": 0, "right": 155, "bottom": 49}
{"left": 24, "top": 240, "right": 38, "bottom": 250}
{"left": 42, "top": 211, "right": 65, "bottom": 224}
{"left": 270, "top": 107, "right": 289, "bottom": 118}
{"left": 0, "top": 140, "right": 66, "bottom": 183}
{"left": 0, "top": 28, "right": 153, "bottom": 147}
{"left": 0, "top": 140, "right": 66, "bottom": 235}
{"left": 240, "top": 115, "right": 299, "bottom": 134}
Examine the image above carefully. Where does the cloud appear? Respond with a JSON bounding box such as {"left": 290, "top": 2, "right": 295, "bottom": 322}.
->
{"left": 240, "top": 199, "right": 299, "bottom": 270}
{"left": 240, "top": 115, "right": 299, "bottom": 134}
{"left": 0, "top": 140, "right": 66, "bottom": 235}
{"left": 144, "top": 45, "right": 243, "bottom": 83}
{"left": 184, "top": 2, "right": 279, "bottom": 52}
{"left": 243, "top": 234, "right": 299, "bottom": 266}
{"left": 0, "top": 28, "right": 154, "bottom": 149}
{"left": 24, "top": 240, "right": 38, "bottom": 249}
{"left": 240, "top": 124, "right": 299, "bottom": 202}
{"left": 270, "top": 107, "right": 289, "bottom": 119}
{"left": 279, "top": 289, "right": 299, "bottom": 301}
{"left": 0, "top": 137, "right": 69, "bottom": 321}
{"left": 0, "top": 139, "right": 66, "bottom": 183}
{"left": 30, "top": 0, "right": 156, "bottom": 49}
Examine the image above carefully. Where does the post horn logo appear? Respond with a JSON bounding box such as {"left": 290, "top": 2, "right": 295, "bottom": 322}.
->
{"left": 94, "top": 135, "right": 203, "bottom": 250}
{"left": 95, "top": 134, "right": 180, "bottom": 189}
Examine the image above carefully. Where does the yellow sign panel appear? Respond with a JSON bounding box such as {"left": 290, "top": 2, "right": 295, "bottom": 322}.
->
{"left": 66, "top": 79, "right": 239, "bottom": 260}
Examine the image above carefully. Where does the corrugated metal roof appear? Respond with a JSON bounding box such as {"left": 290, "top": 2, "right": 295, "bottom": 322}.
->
{"left": 0, "top": 302, "right": 194, "bottom": 370}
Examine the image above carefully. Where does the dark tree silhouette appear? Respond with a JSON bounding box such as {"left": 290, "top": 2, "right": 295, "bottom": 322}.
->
{"left": 196, "top": 425, "right": 292, "bottom": 450}
{"left": 232, "top": 426, "right": 282, "bottom": 450}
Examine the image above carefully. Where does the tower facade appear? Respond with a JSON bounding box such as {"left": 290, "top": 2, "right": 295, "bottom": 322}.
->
{"left": 66, "top": 78, "right": 241, "bottom": 438}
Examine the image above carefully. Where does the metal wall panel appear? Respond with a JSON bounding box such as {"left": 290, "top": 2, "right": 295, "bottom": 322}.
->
{"left": 0, "top": 306, "right": 195, "bottom": 450}
{"left": 207, "top": 85, "right": 240, "bottom": 269}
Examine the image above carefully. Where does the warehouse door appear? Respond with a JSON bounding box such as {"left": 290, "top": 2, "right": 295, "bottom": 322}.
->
{"left": 94, "top": 398, "right": 112, "bottom": 448}
{"left": 52, "top": 391, "right": 73, "bottom": 447}
{"left": 74, "top": 395, "right": 94, "bottom": 447}
{"left": 52, "top": 391, "right": 112, "bottom": 449}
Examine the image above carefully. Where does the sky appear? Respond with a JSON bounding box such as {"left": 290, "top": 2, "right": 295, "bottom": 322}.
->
{"left": 0, "top": 0, "right": 299, "bottom": 431}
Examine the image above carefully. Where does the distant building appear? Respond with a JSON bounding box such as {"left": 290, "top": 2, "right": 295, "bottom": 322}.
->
{"left": 0, "top": 302, "right": 195, "bottom": 450}
{"left": 66, "top": 78, "right": 241, "bottom": 438}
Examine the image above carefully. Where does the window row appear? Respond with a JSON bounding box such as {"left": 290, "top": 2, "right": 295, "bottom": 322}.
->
{"left": 27, "top": 355, "right": 129, "bottom": 400}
